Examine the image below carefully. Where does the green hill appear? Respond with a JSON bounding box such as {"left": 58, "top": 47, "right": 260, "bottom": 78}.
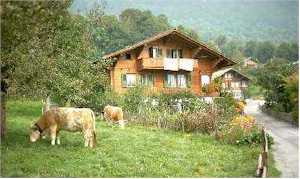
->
{"left": 70, "top": 0, "right": 298, "bottom": 43}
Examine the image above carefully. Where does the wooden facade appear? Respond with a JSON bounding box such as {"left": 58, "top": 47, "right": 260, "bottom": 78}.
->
{"left": 243, "top": 57, "right": 258, "bottom": 68}
{"left": 212, "top": 68, "right": 251, "bottom": 99}
{"left": 103, "top": 29, "right": 236, "bottom": 96}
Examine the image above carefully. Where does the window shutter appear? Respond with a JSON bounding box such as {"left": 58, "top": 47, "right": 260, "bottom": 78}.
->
{"left": 158, "top": 48, "right": 162, "bottom": 57}
{"left": 187, "top": 73, "right": 192, "bottom": 88}
{"left": 179, "top": 49, "right": 183, "bottom": 58}
{"left": 149, "top": 47, "right": 153, "bottom": 58}
{"left": 121, "top": 74, "right": 127, "bottom": 87}
{"left": 164, "top": 73, "right": 168, "bottom": 87}
{"left": 150, "top": 73, "right": 154, "bottom": 86}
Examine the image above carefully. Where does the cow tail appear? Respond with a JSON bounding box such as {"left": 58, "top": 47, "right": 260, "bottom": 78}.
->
{"left": 91, "top": 111, "right": 96, "bottom": 147}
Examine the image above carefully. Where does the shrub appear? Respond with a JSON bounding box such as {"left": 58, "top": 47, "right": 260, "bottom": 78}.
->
{"left": 178, "top": 107, "right": 217, "bottom": 133}
{"left": 219, "top": 115, "right": 274, "bottom": 147}
{"left": 213, "top": 94, "right": 238, "bottom": 131}
{"left": 121, "top": 85, "right": 147, "bottom": 113}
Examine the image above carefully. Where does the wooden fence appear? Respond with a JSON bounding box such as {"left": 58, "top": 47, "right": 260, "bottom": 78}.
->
{"left": 256, "top": 127, "right": 269, "bottom": 178}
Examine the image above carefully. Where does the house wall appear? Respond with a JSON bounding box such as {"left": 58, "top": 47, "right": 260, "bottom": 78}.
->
{"left": 110, "top": 38, "right": 217, "bottom": 96}
{"left": 221, "top": 71, "right": 250, "bottom": 99}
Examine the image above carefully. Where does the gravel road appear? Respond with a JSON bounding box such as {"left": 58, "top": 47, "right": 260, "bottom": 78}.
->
{"left": 244, "top": 99, "right": 299, "bottom": 178}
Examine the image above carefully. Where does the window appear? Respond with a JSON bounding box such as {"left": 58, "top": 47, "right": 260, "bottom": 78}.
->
{"left": 121, "top": 74, "right": 137, "bottom": 87}
{"left": 149, "top": 47, "right": 162, "bottom": 58}
{"left": 201, "top": 75, "right": 210, "bottom": 85}
{"left": 165, "top": 73, "right": 177, "bottom": 87}
{"left": 225, "top": 73, "right": 232, "bottom": 79}
{"left": 231, "top": 82, "right": 240, "bottom": 88}
{"left": 170, "top": 49, "right": 183, "bottom": 58}
{"left": 241, "top": 81, "right": 247, "bottom": 87}
{"left": 177, "top": 74, "right": 187, "bottom": 88}
{"left": 164, "top": 73, "right": 191, "bottom": 88}
{"left": 141, "top": 73, "right": 154, "bottom": 86}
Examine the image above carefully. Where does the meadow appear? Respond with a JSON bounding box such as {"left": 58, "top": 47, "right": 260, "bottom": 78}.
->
{"left": 0, "top": 100, "right": 280, "bottom": 177}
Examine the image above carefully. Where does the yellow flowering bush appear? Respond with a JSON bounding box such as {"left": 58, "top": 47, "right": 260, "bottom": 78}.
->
{"left": 230, "top": 115, "right": 256, "bottom": 132}
{"left": 220, "top": 114, "right": 261, "bottom": 145}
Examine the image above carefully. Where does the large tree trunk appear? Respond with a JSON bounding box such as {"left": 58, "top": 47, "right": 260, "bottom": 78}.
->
{"left": 1, "top": 92, "right": 6, "bottom": 138}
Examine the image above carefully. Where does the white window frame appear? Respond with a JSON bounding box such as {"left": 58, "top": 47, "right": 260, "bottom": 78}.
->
{"left": 166, "top": 73, "right": 177, "bottom": 87}
{"left": 125, "top": 74, "right": 137, "bottom": 87}
{"left": 177, "top": 74, "right": 187, "bottom": 88}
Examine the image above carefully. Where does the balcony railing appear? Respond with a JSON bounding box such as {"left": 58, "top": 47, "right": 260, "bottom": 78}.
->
{"left": 139, "top": 57, "right": 194, "bottom": 71}
{"left": 140, "top": 57, "right": 164, "bottom": 70}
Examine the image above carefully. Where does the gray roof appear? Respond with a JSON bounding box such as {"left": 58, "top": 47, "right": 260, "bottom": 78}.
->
{"left": 212, "top": 68, "right": 251, "bottom": 81}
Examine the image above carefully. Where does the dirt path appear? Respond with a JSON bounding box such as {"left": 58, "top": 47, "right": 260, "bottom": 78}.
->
{"left": 244, "top": 99, "right": 299, "bottom": 178}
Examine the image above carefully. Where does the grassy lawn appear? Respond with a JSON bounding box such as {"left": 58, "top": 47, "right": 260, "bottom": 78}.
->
{"left": 1, "top": 100, "right": 280, "bottom": 177}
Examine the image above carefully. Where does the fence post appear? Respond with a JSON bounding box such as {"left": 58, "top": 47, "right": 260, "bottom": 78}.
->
{"left": 256, "top": 127, "right": 268, "bottom": 178}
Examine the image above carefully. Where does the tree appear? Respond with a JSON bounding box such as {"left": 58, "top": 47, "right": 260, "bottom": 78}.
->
{"left": 222, "top": 40, "right": 244, "bottom": 61}
{"left": 0, "top": 0, "right": 112, "bottom": 137}
{"left": 256, "top": 41, "right": 275, "bottom": 63}
{"left": 215, "top": 35, "right": 227, "bottom": 51}
{"left": 119, "top": 8, "right": 171, "bottom": 43}
{"left": 275, "top": 42, "right": 299, "bottom": 62}
{"left": 177, "top": 25, "right": 200, "bottom": 41}
{"left": 256, "top": 58, "right": 295, "bottom": 112}
{"left": 244, "top": 41, "right": 257, "bottom": 58}
{"left": 1, "top": 0, "right": 73, "bottom": 138}
{"left": 284, "top": 71, "right": 298, "bottom": 122}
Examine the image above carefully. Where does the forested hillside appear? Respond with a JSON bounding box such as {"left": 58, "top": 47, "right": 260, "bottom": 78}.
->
{"left": 70, "top": 0, "right": 299, "bottom": 43}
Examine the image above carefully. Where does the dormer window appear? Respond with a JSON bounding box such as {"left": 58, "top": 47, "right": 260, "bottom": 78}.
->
{"left": 149, "top": 47, "right": 162, "bottom": 58}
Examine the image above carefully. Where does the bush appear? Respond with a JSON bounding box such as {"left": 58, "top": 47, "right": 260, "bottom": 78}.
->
{"left": 243, "top": 84, "right": 265, "bottom": 99}
{"left": 121, "top": 85, "right": 147, "bottom": 113}
{"left": 213, "top": 94, "right": 238, "bottom": 131}
{"left": 178, "top": 107, "right": 217, "bottom": 133}
{"left": 219, "top": 115, "right": 274, "bottom": 147}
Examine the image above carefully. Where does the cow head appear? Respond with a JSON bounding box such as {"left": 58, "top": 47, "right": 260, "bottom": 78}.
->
{"left": 29, "top": 124, "right": 41, "bottom": 142}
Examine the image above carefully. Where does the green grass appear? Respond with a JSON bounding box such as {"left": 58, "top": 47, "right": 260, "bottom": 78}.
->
{"left": 1, "top": 100, "right": 280, "bottom": 177}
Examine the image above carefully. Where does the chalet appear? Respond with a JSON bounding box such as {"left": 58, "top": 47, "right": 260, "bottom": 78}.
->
{"left": 243, "top": 57, "right": 258, "bottom": 68}
{"left": 212, "top": 68, "right": 251, "bottom": 99}
{"left": 103, "top": 29, "right": 236, "bottom": 95}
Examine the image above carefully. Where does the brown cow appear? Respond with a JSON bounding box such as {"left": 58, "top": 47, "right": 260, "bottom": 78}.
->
{"left": 103, "top": 105, "right": 125, "bottom": 128}
{"left": 30, "top": 107, "right": 96, "bottom": 148}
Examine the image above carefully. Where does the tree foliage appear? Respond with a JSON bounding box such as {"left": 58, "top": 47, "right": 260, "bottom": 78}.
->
{"left": 256, "top": 59, "right": 296, "bottom": 113}
{"left": 1, "top": 0, "right": 110, "bottom": 108}
{"left": 2, "top": 1, "right": 201, "bottom": 108}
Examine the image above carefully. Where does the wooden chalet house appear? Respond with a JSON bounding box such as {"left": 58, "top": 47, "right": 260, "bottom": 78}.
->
{"left": 102, "top": 29, "right": 236, "bottom": 96}
{"left": 212, "top": 68, "right": 251, "bottom": 99}
{"left": 243, "top": 57, "right": 258, "bottom": 68}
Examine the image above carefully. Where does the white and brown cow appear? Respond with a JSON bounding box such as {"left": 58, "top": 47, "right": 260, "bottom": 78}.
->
{"left": 102, "top": 105, "right": 125, "bottom": 128}
{"left": 30, "top": 107, "right": 96, "bottom": 148}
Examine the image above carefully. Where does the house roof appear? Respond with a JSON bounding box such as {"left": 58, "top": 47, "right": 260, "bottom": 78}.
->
{"left": 212, "top": 68, "right": 252, "bottom": 81}
{"left": 102, "top": 28, "right": 236, "bottom": 65}
{"left": 244, "top": 57, "right": 258, "bottom": 64}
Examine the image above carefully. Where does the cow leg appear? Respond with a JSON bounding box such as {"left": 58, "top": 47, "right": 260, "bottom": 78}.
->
{"left": 55, "top": 130, "right": 61, "bottom": 145}
{"left": 119, "top": 120, "right": 125, "bottom": 128}
{"left": 88, "top": 137, "right": 93, "bottom": 148}
{"left": 83, "top": 131, "right": 90, "bottom": 147}
{"left": 56, "top": 137, "right": 61, "bottom": 145}
{"left": 49, "top": 125, "right": 57, "bottom": 146}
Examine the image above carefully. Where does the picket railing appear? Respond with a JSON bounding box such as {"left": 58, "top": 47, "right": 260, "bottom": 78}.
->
{"left": 256, "top": 127, "right": 269, "bottom": 177}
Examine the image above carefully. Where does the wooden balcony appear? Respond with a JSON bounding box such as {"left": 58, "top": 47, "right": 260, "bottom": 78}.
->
{"left": 139, "top": 57, "right": 164, "bottom": 70}
{"left": 138, "top": 57, "right": 195, "bottom": 71}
